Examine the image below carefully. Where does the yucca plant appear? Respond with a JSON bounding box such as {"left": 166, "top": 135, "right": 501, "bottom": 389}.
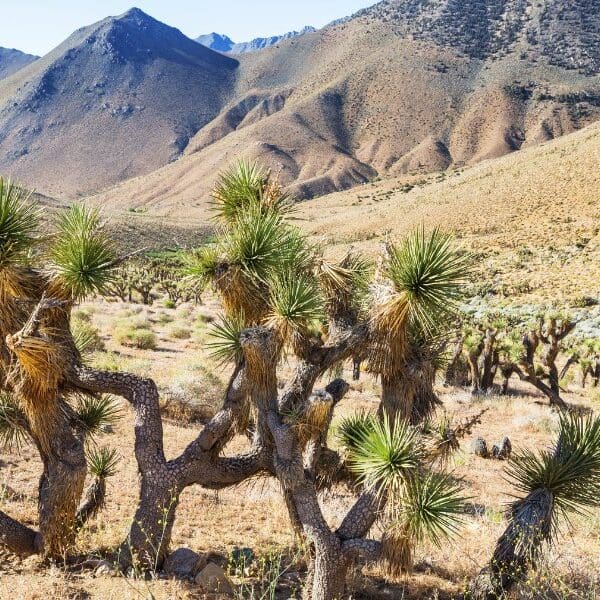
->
{"left": 368, "top": 228, "right": 470, "bottom": 421}
{"left": 470, "top": 413, "right": 600, "bottom": 599}
{"left": 343, "top": 412, "right": 465, "bottom": 576}
{"left": 211, "top": 159, "right": 292, "bottom": 223}
{"left": 75, "top": 394, "right": 122, "bottom": 437}
{"left": 47, "top": 205, "right": 116, "bottom": 300}
{"left": 346, "top": 413, "right": 423, "bottom": 499}
{"left": 0, "top": 392, "right": 30, "bottom": 450}
{"left": 337, "top": 411, "right": 378, "bottom": 453}
{"left": 206, "top": 313, "right": 246, "bottom": 365}
{"left": 75, "top": 447, "right": 119, "bottom": 530}
{"left": 184, "top": 244, "right": 221, "bottom": 290}
{"left": 318, "top": 251, "right": 373, "bottom": 321}
{"left": 378, "top": 227, "right": 469, "bottom": 339}
{"left": 266, "top": 271, "right": 324, "bottom": 349}
{"left": 385, "top": 473, "right": 466, "bottom": 575}
{"left": 0, "top": 177, "right": 38, "bottom": 272}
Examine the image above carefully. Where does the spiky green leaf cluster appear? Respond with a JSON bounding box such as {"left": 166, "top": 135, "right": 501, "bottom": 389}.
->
{"left": 48, "top": 205, "right": 117, "bottom": 299}
{"left": 75, "top": 394, "right": 123, "bottom": 436}
{"left": 87, "top": 446, "right": 119, "bottom": 478}
{"left": 0, "top": 393, "right": 30, "bottom": 450}
{"left": 337, "top": 411, "right": 378, "bottom": 453}
{"left": 0, "top": 177, "right": 38, "bottom": 268}
{"left": 385, "top": 226, "right": 470, "bottom": 335}
{"left": 184, "top": 245, "right": 221, "bottom": 290}
{"left": 225, "top": 205, "right": 298, "bottom": 284}
{"left": 207, "top": 313, "right": 245, "bottom": 364}
{"left": 211, "top": 160, "right": 292, "bottom": 223}
{"left": 506, "top": 413, "right": 600, "bottom": 522}
{"left": 347, "top": 413, "right": 423, "bottom": 498}
{"left": 395, "top": 473, "right": 466, "bottom": 546}
{"left": 267, "top": 271, "right": 324, "bottom": 338}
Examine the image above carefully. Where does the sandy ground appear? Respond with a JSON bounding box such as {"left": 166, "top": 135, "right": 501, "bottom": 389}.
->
{"left": 0, "top": 297, "right": 598, "bottom": 600}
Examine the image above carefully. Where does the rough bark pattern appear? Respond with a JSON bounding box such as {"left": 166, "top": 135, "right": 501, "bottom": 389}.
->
{"left": 470, "top": 489, "right": 553, "bottom": 599}
{"left": 71, "top": 364, "right": 267, "bottom": 568}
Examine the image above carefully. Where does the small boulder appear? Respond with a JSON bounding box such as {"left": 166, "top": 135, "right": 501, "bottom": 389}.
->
{"left": 94, "top": 560, "right": 117, "bottom": 577}
{"left": 471, "top": 437, "right": 488, "bottom": 458}
{"left": 492, "top": 437, "right": 512, "bottom": 460}
{"left": 164, "top": 548, "right": 207, "bottom": 580}
{"left": 195, "top": 562, "right": 234, "bottom": 596}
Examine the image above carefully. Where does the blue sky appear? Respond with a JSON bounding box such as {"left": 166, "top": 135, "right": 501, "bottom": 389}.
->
{"left": 3, "top": 1, "right": 374, "bottom": 56}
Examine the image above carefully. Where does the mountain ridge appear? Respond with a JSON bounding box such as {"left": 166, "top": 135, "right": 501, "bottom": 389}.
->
{"left": 0, "top": 1, "right": 598, "bottom": 201}
{"left": 0, "top": 47, "right": 38, "bottom": 80}
{"left": 0, "top": 7, "right": 238, "bottom": 197}
{"left": 196, "top": 26, "right": 316, "bottom": 54}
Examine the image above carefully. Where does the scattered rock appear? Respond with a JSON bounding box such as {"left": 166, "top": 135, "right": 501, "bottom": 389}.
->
{"left": 195, "top": 562, "right": 234, "bottom": 595}
{"left": 471, "top": 437, "right": 488, "bottom": 458}
{"left": 492, "top": 437, "right": 512, "bottom": 460}
{"left": 164, "top": 547, "right": 207, "bottom": 580}
{"left": 94, "top": 560, "right": 117, "bottom": 577}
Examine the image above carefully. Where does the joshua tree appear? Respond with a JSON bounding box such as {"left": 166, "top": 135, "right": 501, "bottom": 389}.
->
{"left": 186, "top": 160, "right": 476, "bottom": 599}
{"left": 469, "top": 413, "right": 600, "bottom": 599}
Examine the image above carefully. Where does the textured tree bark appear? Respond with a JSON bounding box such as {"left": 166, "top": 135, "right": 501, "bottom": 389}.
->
{"left": 469, "top": 489, "right": 553, "bottom": 599}
{"left": 71, "top": 363, "right": 267, "bottom": 569}
{"left": 480, "top": 329, "right": 498, "bottom": 392}
{"left": 36, "top": 421, "right": 87, "bottom": 558}
{"left": 467, "top": 351, "right": 482, "bottom": 395}
{"left": 444, "top": 334, "right": 464, "bottom": 386}
{"left": 379, "top": 375, "right": 411, "bottom": 421}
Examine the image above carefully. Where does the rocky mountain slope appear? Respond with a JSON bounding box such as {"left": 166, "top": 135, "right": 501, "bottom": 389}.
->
{"left": 196, "top": 26, "right": 316, "bottom": 54}
{"left": 0, "top": 8, "right": 237, "bottom": 197}
{"left": 99, "top": 121, "right": 600, "bottom": 304}
{"left": 0, "top": 1, "right": 599, "bottom": 200}
{"left": 0, "top": 47, "right": 38, "bottom": 80}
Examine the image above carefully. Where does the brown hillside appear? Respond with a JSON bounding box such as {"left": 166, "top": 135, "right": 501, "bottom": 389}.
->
{"left": 0, "top": 2, "right": 599, "bottom": 200}
{"left": 97, "top": 121, "right": 600, "bottom": 304}
{"left": 87, "top": 2, "right": 600, "bottom": 208}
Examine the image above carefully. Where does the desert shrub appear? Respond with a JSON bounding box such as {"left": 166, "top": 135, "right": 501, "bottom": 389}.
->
{"left": 156, "top": 311, "right": 175, "bottom": 324}
{"left": 88, "top": 351, "right": 122, "bottom": 372}
{"left": 168, "top": 326, "right": 191, "bottom": 340}
{"left": 114, "top": 325, "right": 157, "bottom": 350}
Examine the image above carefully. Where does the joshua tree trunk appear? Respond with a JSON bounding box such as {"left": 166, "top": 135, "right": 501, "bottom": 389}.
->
{"left": 36, "top": 419, "right": 87, "bottom": 558}
{"left": 499, "top": 364, "right": 518, "bottom": 395}
{"left": 480, "top": 329, "right": 498, "bottom": 392}
{"left": 467, "top": 351, "right": 481, "bottom": 395}
{"left": 71, "top": 363, "right": 266, "bottom": 570}
{"left": 379, "top": 375, "right": 412, "bottom": 421}
{"left": 444, "top": 334, "right": 464, "bottom": 386}
{"left": 540, "top": 318, "right": 575, "bottom": 396}
{"left": 469, "top": 488, "right": 553, "bottom": 599}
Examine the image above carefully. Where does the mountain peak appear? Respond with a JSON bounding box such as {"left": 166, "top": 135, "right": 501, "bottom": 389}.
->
{"left": 0, "top": 47, "right": 38, "bottom": 80}
{"left": 196, "top": 26, "right": 316, "bottom": 54}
